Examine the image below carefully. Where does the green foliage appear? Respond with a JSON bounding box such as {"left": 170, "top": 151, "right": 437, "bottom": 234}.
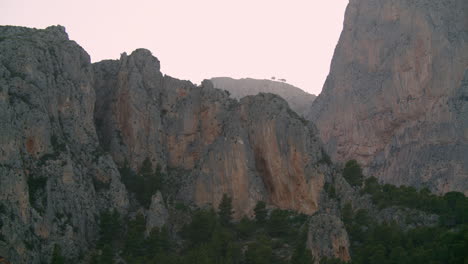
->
{"left": 343, "top": 160, "right": 363, "bottom": 187}
{"left": 147, "top": 226, "right": 171, "bottom": 258}
{"left": 291, "top": 230, "right": 314, "bottom": 264}
{"left": 50, "top": 134, "right": 66, "bottom": 152}
{"left": 91, "top": 244, "right": 114, "bottom": 264}
{"left": 27, "top": 176, "right": 47, "bottom": 208}
{"left": 218, "top": 194, "right": 234, "bottom": 226}
{"left": 120, "top": 158, "right": 162, "bottom": 208}
{"left": 320, "top": 257, "right": 348, "bottom": 264}
{"left": 267, "top": 209, "right": 291, "bottom": 238}
{"left": 50, "top": 244, "right": 65, "bottom": 264}
{"left": 362, "top": 177, "right": 468, "bottom": 226}
{"left": 245, "top": 236, "right": 273, "bottom": 264}
{"left": 324, "top": 182, "right": 336, "bottom": 199}
{"left": 98, "top": 209, "right": 122, "bottom": 247}
{"left": 254, "top": 201, "right": 267, "bottom": 224}
{"left": 88, "top": 198, "right": 344, "bottom": 264}
{"left": 236, "top": 216, "right": 256, "bottom": 239}
{"left": 183, "top": 208, "right": 217, "bottom": 244}
{"left": 123, "top": 214, "right": 146, "bottom": 258}
{"left": 343, "top": 184, "right": 468, "bottom": 264}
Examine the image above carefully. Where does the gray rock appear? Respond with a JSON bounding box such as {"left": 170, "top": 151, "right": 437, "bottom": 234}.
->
{"left": 307, "top": 214, "right": 350, "bottom": 263}
{"left": 0, "top": 25, "right": 129, "bottom": 263}
{"left": 145, "top": 191, "right": 169, "bottom": 235}
{"left": 0, "top": 25, "right": 337, "bottom": 263}
{"left": 307, "top": 0, "right": 468, "bottom": 194}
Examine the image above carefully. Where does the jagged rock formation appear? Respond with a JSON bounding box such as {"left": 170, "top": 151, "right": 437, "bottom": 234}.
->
{"left": 0, "top": 26, "right": 342, "bottom": 263}
{"left": 308, "top": 0, "right": 468, "bottom": 194}
{"left": 0, "top": 26, "right": 129, "bottom": 263}
{"left": 307, "top": 214, "right": 350, "bottom": 263}
{"left": 211, "top": 77, "right": 316, "bottom": 116}
{"left": 93, "top": 50, "right": 328, "bottom": 217}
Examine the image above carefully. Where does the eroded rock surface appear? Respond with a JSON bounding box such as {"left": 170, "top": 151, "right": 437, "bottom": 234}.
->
{"left": 0, "top": 26, "right": 129, "bottom": 263}
{"left": 308, "top": 0, "right": 468, "bottom": 193}
{"left": 0, "top": 25, "right": 334, "bottom": 263}
{"left": 94, "top": 51, "right": 329, "bottom": 217}
{"left": 307, "top": 214, "right": 351, "bottom": 263}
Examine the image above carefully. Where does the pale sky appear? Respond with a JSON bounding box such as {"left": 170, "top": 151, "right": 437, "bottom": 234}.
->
{"left": 0, "top": 0, "right": 348, "bottom": 95}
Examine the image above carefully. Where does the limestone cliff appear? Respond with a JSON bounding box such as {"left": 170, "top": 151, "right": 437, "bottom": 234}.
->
{"left": 0, "top": 26, "right": 341, "bottom": 263}
{"left": 211, "top": 77, "right": 316, "bottom": 117}
{"left": 308, "top": 0, "right": 468, "bottom": 193}
{"left": 94, "top": 51, "right": 328, "bottom": 217}
{"left": 0, "top": 26, "right": 129, "bottom": 263}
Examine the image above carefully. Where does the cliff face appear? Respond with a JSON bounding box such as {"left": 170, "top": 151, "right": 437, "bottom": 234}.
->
{"left": 211, "top": 77, "right": 316, "bottom": 117}
{"left": 0, "top": 26, "right": 341, "bottom": 263}
{"left": 94, "top": 51, "right": 328, "bottom": 216}
{"left": 0, "top": 26, "right": 129, "bottom": 263}
{"left": 308, "top": 0, "right": 468, "bottom": 193}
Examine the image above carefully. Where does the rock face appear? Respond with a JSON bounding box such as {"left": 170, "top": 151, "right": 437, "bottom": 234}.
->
{"left": 94, "top": 51, "right": 329, "bottom": 217}
{"left": 308, "top": 0, "right": 468, "bottom": 193}
{"left": 0, "top": 26, "right": 129, "bottom": 263}
{"left": 211, "top": 77, "right": 316, "bottom": 116}
{"left": 0, "top": 26, "right": 335, "bottom": 263}
{"left": 307, "top": 214, "right": 351, "bottom": 263}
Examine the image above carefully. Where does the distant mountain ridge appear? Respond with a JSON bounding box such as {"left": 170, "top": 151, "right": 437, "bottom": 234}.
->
{"left": 211, "top": 77, "right": 316, "bottom": 117}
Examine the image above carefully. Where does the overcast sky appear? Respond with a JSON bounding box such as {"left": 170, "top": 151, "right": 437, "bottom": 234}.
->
{"left": 1, "top": 0, "right": 348, "bottom": 95}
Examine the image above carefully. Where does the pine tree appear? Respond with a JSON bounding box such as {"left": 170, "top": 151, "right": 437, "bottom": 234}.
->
{"left": 50, "top": 244, "right": 65, "bottom": 264}
{"left": 343, "top": 160, "right": 364, "bottom": 187}
{"left": 218, "top": 194, "right": 234, "bottom": 226}
{"left": 254, "top": 201, "right": 267, "bottom": 224}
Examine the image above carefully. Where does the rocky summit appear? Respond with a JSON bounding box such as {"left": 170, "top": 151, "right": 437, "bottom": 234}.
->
{"left": 210, "top": 77, "right": 316, "bottom": 117}
{"left": 308, "top": 0, "right": 468, "bottom": 194}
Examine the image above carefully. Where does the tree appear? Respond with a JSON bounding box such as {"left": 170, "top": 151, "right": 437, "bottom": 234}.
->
{"left": 291, "top": 230, "right": 314, "bottom": 264}
{"left": 99, "top": 209, "right": 122, "bottom": 246}
{"left": 123, "top": 214, "right": 146, "bottom": 258}
{"left": 267, "top": 209, "right": 290, "bottom": 237}
{"left": 254, "top": 201, "right": 267, "bottom": 224}
{"left": 343, "top": 160, "right": 364, "bottom": 187}
{"left": 218, "top": 194, "right": 234, "bottom": 226}
{"left": 184, "top": 208, "right": 217, "bottom": 244}
{"left": 237, "top": 216, "right": 255, "bottom": 239}
{"left": 245, "top": 236, "right": 273, "bottom": 264}
{"left": 50, "top": 244, "right": 65, "bottom": 264}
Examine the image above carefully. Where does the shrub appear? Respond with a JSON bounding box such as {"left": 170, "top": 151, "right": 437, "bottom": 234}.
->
{"left": 343, "top": 160, "right": 364, "bottom": 187}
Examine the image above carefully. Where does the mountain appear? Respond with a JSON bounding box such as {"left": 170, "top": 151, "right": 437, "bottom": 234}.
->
{"left": 93, "top": 50, "right": 327, "bottom": 217}
{"left": 211, "top": 77, "right": 316, "bottom": 117}
{"left": 0, "top": 26, "right": 344, "bottom": 263}
{"left": 308, "top": 0, "right": 468, "bottom": 194}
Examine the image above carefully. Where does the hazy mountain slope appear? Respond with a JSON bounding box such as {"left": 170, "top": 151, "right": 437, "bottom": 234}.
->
{"left": 211, "top": 77, "right": 316, "bottom": 116}
{"left": 308, "top": 0, "right": 468, "bottom": 194}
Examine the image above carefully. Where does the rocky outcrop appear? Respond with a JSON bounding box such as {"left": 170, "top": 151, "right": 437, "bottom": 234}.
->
{"left": 94, "top": 51, "right": 329, "bottom": 217}
{"left": 0, "top": 26, "right": 129, "bottom": 263}
{"left": 0, "top": 25, "right": 336, "bottom": 263}
{"left": 308, "top": 0, "right": 468, "bottom": 193}
{"left": 307, "top": 214, "right": 350, "bottom": 263}
{"left": 211, "top": 77, "right": 316, "bottom": 117}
